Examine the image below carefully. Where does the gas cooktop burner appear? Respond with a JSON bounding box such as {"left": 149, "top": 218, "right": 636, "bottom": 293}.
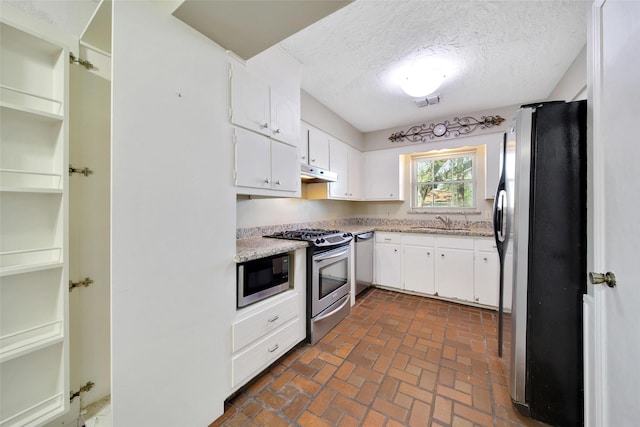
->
{"left": 265, "top": 228, "right": 353, "bottom": 248}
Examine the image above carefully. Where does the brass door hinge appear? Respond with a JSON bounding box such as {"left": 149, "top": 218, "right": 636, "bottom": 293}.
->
{"left": 69, "top": 277, "right": 94, "bottom": 291}
{"left": 70, "top": 381, "right": 95, "bottom": 402}
{"left": 69, "top": 164, "right": 93, "bottom": 177}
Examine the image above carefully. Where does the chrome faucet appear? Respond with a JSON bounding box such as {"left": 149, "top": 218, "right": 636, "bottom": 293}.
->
{"left": 435, "top": 215, "right": 452, "bottom": 229}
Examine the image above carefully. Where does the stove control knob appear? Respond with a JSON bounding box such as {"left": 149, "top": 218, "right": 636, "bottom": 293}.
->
{"left": 343, "top": 233, "right": 352, "bottom": 238}
{"left": 315, "top": 238, "right": 322, "bottom": 244}
{"left": 320, "top": 238, "right": 326, "bottom": 244}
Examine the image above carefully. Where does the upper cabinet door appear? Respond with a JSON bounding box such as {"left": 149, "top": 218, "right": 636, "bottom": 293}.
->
{"left": 270, "top": 90, "right": 299, "bottom": 147}
{"left": 307, "top": 126, "right": 330, "bottom": 170}
{"left": 363, "top": 150, "right": 404, "bottom": 201}
{"left": 299, "top": 123, "right": 310, "bottom": 164}
{"left": 347, "top": 145, "right": 362, "bottom": 200}
{"left": 271, "top": 141, "right": 299, "bottom": 192}
{"left": 234, "top": 127, "right": 271, "bottom": 189}
{"left": 230, "top": 64, "right": 270, "bottom": 136}
{"left": 328, "top": 138, "right": 348, "bottom": 199}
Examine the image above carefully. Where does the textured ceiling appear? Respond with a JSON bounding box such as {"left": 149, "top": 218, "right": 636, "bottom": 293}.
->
{"left": 279, "top": 0, "right": 588, "bottom": 133}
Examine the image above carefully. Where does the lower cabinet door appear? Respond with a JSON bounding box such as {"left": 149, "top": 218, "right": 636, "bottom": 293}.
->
{"left": 403, "top": 245, "right": 435, "bottom": 295}
{"left": 375, "top": 243, "right": 402, "bottom": 289}
{"left": 474, "top": 251, "right": 499, "bottom": 306}
{"left": 435, "top": 248, "right": 474, "bottom": 301}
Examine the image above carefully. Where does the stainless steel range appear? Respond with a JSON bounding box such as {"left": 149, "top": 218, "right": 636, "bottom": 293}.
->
{"left": 265, "top": 229, "right": 353, "bottom": 344}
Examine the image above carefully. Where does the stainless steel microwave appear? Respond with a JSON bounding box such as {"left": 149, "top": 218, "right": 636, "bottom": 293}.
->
{"left": 237, "top": 253, "right": 290, "bottom": 308}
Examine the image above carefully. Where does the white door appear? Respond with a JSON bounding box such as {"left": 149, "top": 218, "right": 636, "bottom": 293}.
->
{"left": 588, "top": 1, "right": 640, "bottom": 425}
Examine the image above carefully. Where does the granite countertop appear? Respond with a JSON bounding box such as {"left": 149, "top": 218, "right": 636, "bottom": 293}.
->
{"left": 236, "top": 225, "right": 493, "bottom": 263}
{"left": 235, "top": 236, "right": 308, "bottom": 263}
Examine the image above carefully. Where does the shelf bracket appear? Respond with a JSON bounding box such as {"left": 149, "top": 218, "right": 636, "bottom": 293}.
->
{"left": 69, "top": 164, "right": 93, "bottom": 177}
{"left": 69, "top": 52, "right": 96, "bottom": 71}
{"left": 69, "top": 277, "right": 94, "bottom": 291}
{"left": 70, "top": 381, "right": 95, "bottom": 402}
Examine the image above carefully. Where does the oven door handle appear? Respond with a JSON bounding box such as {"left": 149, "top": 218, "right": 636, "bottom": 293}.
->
{"left": 313, "top": 295, "right": 350, "bottom": 322}
{"left": 313, "top": 246, "right": 349, "bottom": 262}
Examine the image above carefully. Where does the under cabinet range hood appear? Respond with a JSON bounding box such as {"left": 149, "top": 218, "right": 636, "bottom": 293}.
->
{"left": 301, "top": 163, "right": 338, "bottom": 183}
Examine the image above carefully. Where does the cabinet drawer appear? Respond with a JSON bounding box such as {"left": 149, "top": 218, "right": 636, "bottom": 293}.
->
{"left": 403, "top": 234, "right": 434, "bottom": 246}
{"left": 474, "top": 238, "right": 497, "bottom": 252}
{"left": 232, "top": 292, "right": 298, "bottom": 352}
{"left": 231, "top": 318, "right": 301, "bottom": 388}
{"left": 435, "top": 236, "right": 474, "bottom": 250}
{"left": 376, "top": 232, "right": 401, "bottom": 244}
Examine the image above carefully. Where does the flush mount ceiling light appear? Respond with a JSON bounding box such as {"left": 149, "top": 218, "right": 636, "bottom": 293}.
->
{"left": 399, "top": 66, "right": 446, "bottom": 97}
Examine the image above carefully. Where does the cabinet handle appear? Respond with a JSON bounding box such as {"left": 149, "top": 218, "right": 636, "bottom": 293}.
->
{"left": 483, "top": 257, "right": 488, "bottom": 261}
{"left": 427, "top": 252, "right": 431, "bottom": 256}
{"left": 267, "top": 315, "right": 279, "bottom": 323}
{"left": 384, "top": 238, "right": 391, "bottom": 241}
{"left": 311, "top": 158, "right": 316, "bottom": 162}
{"left": 344, "top": 193, "right": 349, "bottom": 196}
{"left": 390, "top": 193, "right": 394, "bottom": 197}
{"left": 264, "top": 178, "right": 271, "bottom": 184}
{"left": 273, "top": 128, "right": 281, "bottom": 134}
{"left": 275, "top": 180, "right": 281, "bottom": 185}
{"left": 441, "top": 254, "right": 445, "bottom": 257}
{"left": 394, "top": 249, "right": 398, "bottom": 253}
{"left": 268, "top": 344, "right": 279, "bottom": 353}
{"left": 260, "top": 123, "right": 269, "bottom": 129}
{"left": 301, "top": 156, "right": 306, "bottom": 160}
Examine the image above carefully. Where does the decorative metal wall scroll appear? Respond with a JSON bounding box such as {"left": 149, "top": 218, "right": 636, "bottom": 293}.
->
{"left": 388, "top": 115, "right": 505, "bottom": 143}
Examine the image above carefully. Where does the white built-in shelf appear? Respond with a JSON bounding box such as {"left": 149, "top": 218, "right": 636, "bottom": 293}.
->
{"left": 0, "top": 248, "right": 63, "bottom": 277}
{"left": 0, "top": 392, "right": 65, "bottom": 427}
{"left": 0, "top": 91, "right": 63, "bottom": 120}
{"left": 0, "top": 169, "right": 64, "bottom": 192}
{"left": 0, "top": 321, "right": 63, "bottom": 363}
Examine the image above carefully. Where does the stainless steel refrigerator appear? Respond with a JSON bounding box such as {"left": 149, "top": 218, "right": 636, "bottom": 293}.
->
{"left": 493, "top": 100, "right": 587, "bottom": 426}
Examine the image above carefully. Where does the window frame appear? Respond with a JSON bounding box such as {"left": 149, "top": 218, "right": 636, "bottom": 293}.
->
{"left": 410, "top": 149, "right": 478, "bottom": 210}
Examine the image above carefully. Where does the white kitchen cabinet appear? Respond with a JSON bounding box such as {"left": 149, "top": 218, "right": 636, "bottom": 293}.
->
{"left": 234, "top": 127, "right": 299, "bottom": 195}
{"left": 299, "top": 122, "right": 310, "bottom": 165}
{"left": 230, "top": 64, "right": 299, "bottom": 147}
{"left": 474, "top": 238, "right": 513, "bottom": 310}
{"left": 374, "top": 233, "right": 402, "bottom": 289}
{"left": 270, "top": 89, "right": 299, "bottom": 147}
{"left": 0, "top": 16, "right": 70, "bottom": 426}
{"left": 403, "top": 235, "right": 435, "bottom": 295}
{"left": 328, "top": 137, "right": 348, "bottom": 198}
{"left": 434, "top": 238, "right": 474, "bottom": 302}
{"left": 306, "top": 134, "right": 363, "bottom": 201}
{"left": 328, "top": 138, "right": 362, "bottom": 200}
{"left": 347, "top": 145, "right": 363, "bottom": 199}
{"left": 363, "top": 150, "right": 404, "bottom": 201}
{"left": 307, "top": 125, "right": 330, "bottom": 169}
{"left": 474, "top": 245, "right": 500, "bottom": 306}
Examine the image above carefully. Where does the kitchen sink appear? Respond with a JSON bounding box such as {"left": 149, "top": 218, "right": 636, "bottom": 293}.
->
{"left": 409, "top": 227, "right": 469, "bottom": 232}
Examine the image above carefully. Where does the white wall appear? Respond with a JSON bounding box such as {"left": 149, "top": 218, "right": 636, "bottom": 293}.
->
{"left": 301, "top": 90, "right": 364, "bottom": 149}
{"left": 111, "top": 2, "right": 235, "bottom": 425}
{"left": 549, "top": 44, "right": 587, "bottom": 102}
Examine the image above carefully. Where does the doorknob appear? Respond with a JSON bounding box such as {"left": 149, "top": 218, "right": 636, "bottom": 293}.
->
{"left": 589, "top": 272, "right": 616, "bottom": 288}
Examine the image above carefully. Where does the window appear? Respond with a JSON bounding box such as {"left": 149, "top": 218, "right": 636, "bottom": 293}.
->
{"left": 412, "top": 151, "right": 476, "bottom": 208}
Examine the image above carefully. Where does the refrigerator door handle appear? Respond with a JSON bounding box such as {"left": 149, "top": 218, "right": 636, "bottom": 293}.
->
{"left": 495, "top": 190, "right": 507, "bottom": 243}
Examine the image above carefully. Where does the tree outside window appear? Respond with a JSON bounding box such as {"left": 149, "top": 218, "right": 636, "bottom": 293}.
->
{"left": 413, "top": 152, "right": 476, "bottom": 208}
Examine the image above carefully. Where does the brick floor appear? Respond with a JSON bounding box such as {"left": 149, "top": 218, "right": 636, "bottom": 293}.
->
{"left": 210, "top": 288, "right": 549, "bottom": 427}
